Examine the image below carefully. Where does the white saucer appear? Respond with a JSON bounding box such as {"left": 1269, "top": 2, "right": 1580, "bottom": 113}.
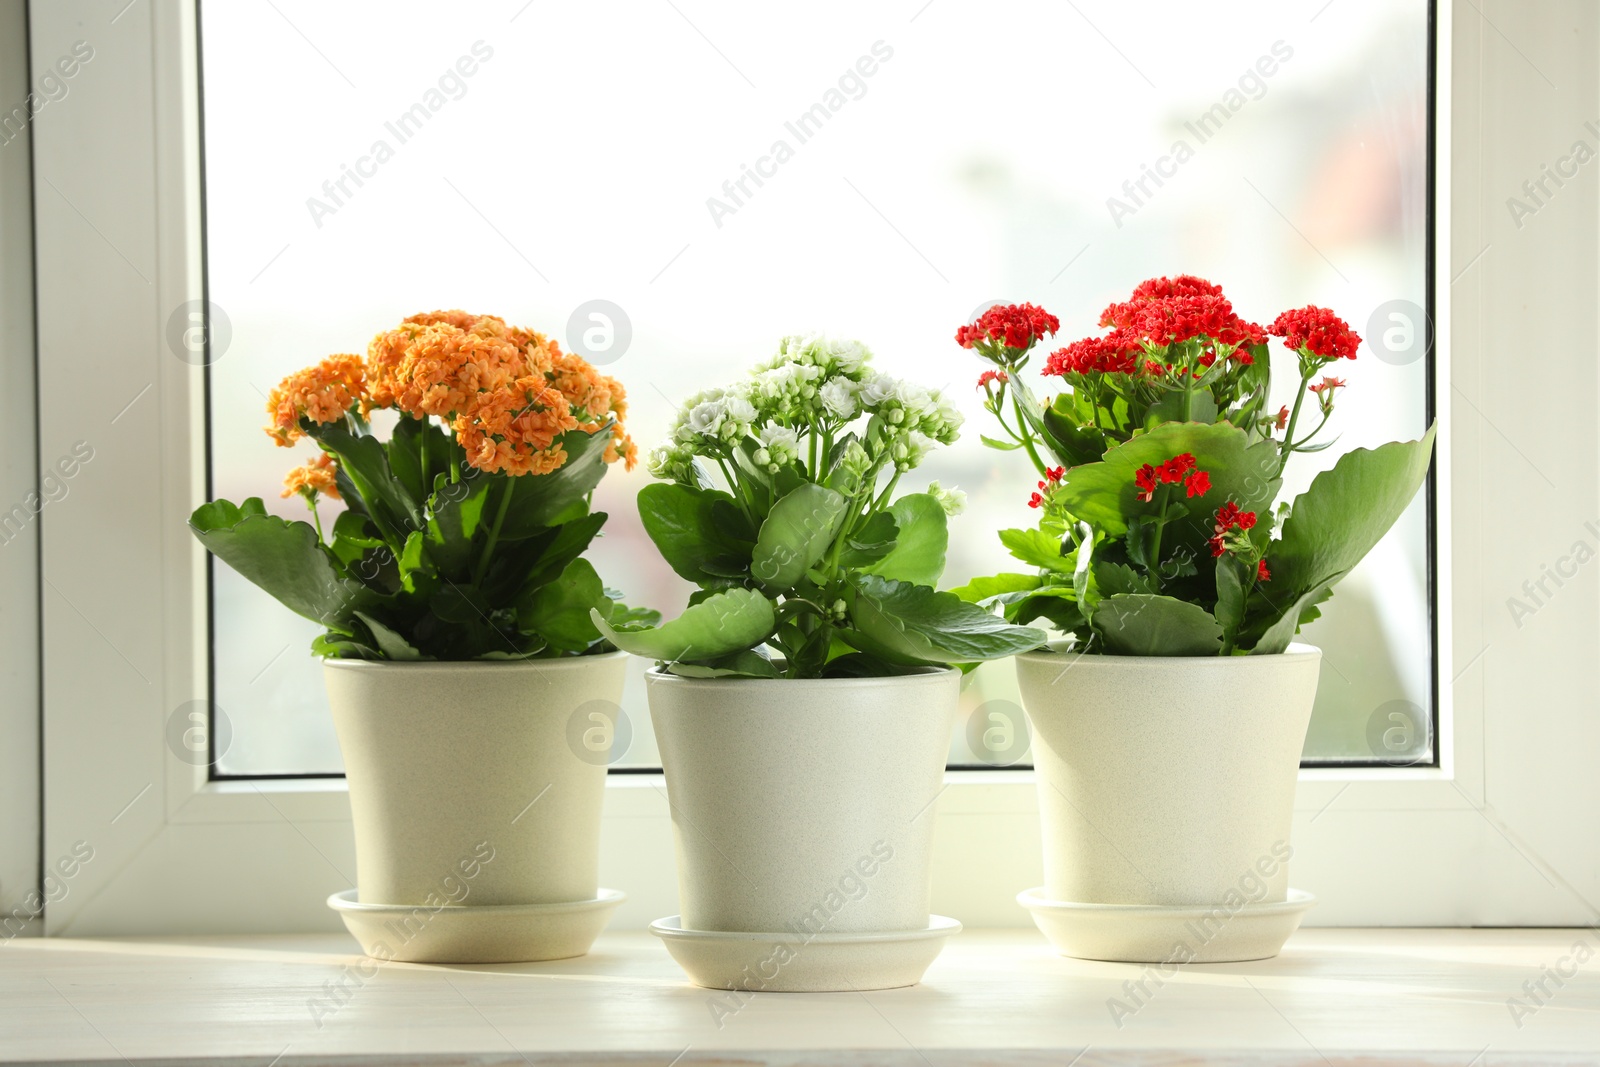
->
{"left": 327, "top": 887, "right": 625, "bottom": 964}
{"left": 648, "top": 914, "right": 961, "bottom": 992}
{"left": 1018, "top": 887, "right": 1316, "bottom": 964}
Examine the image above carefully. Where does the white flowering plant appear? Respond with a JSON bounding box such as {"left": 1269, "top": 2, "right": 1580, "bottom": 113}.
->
{"left": 593, "top": 335, "right": 1047, "bottom": 679}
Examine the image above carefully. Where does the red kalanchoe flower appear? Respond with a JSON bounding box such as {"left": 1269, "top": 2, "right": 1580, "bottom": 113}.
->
{"left": 1184, "top": 470, "right": 1211, "bottom": 498}
{"left": 1210, "top": 501, "right": 1259, "bottom": 556}
{"left": 1274, "top": 405, "right": 1290, "bottom": 430}
{"left": 1042, "top": 331, "right": 1141, "bottom": 377}
{"left": 1269, "top": 306, "right": 1361, "bottom": 361}
{"left": 1157, "top": 453, "right": 1196, "bottom": 484}
{"left": 1257, "top": 559, "right": 1272, "bottom": 581}
{"left": 1135, "top": 463, "right": 1159, "bottom": 503}
{"left": 976, "top": 369, "right": 1008, "bottom": 389}
{"left": 1308, "top": 376, "right": 1346, "bottom": 395}
{"left": 957, "top": 303, "right": 1061, "bottom": 351}
{"left": 1028, "top": 466, "right": 1065, "bottom": 508}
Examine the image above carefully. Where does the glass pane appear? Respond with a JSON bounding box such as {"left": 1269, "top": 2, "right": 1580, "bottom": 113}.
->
{"left": 199, "top": 0, "right": 1431, "bottom": 775}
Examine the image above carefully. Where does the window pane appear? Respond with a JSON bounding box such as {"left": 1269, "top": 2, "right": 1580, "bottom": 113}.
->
{"left": 200, "top": 0, "right": 1430, "bottom": 775}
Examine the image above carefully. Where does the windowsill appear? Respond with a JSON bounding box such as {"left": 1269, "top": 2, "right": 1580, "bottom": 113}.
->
{"left": 4, "top": 928, "right": 1594, "bottom": 1063}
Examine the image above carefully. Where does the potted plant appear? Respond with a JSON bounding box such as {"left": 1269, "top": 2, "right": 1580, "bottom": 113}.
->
{"left": 593, "top": 335, "right": 1046, "bottom": 992}
{"left": 190, "top": 310, "right": 655, "bottom": 963}
{"left": 953, "top": 280, "right": 1435, "bottom": 963}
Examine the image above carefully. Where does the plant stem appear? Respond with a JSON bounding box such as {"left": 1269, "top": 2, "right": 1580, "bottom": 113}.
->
{"left": 418, "top": 418, "right": 430, "bottom": 494}
{"left": 1276, "top": 366, "right": 1315, "bottom": 478}
{"left": 473, "top": 476, "right": 516, "bottom": 586}
{"left": 310, "top": 502, "right": 324, "bottom": 542}
{"left": 1010, "top": 394, "right": 1049, "bottom": 478}
{"left": 1147, "top": 489, "right": 1169, "bottom": 590}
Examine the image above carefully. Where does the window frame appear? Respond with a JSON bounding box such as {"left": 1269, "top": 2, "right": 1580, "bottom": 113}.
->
{"left": 35, "top": 0, "right": 1600, "bottom": 935}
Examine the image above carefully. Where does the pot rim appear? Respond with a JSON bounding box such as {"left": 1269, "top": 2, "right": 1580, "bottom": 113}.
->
{"left": 323, "top": 648, "right": 628, "bottom": 673}
{"left": 643, "top": 663, "right": 959, "bottom": 688}
{"left": 1016, "top": 640, "right": 1320, "bottom": 667}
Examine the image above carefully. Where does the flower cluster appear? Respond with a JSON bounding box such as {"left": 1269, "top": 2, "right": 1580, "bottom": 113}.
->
{"left": 1268, "top": 306, "right": 1361, "bottom": 362}
{"left": 1208, "top": 500, "right": 1266, "bottom": 581}
{"left": 266, "top": 355, "right": 366, "bottom": 447}
{"left": 1043, "top": 275, "right": 1264, "bottom": 382}
{"left": 280, "top": 452, "right": 340, "bottom": 502}
{"left": 1028, "top": 466, "right": 1065, "bottom": 509}
{"left": 1134, "top": 453, "right": 1211, "bottom": 503}
{"left": 650, "top": 335, "right": 962, "bottom": 482}
{"left": 956, "top": 303, "right": 1060, "bottom": 354}
{"left": 266, "top": 310, "right": 636, "bottom": 478}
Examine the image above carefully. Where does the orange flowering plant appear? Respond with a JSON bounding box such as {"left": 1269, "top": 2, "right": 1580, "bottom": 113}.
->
{"left": 189, "top": 310, "right": 655, "bottom": 660}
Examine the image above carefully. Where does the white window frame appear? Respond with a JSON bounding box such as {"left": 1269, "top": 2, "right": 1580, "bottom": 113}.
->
{"left": 34, "top": 0, "right": 1600, "bottom": 935}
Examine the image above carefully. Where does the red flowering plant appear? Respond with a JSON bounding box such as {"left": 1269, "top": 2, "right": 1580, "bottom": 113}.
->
{"left": 954, "top": 277, "right": 1435, "bottom": 656}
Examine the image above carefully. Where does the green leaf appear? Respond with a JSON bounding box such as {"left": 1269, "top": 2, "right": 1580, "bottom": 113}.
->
{"left": 1255, "top": 424, "right": 1437, "bottom": 605}
{"left": 861, "top": 493, "right": 947, "bottom": 588}
{"left": 845, "top": 575, "right": 1048, "bottom": 665}
{"left": 948, "top": 572, "right": 1043, "bottom": 603}
{"left": 591, "top": 587, "right": 775, "bottom": 662}
{"left": 518, "top": 511, "right": 608, "bottom": 593}
{"left": 837, "top": 511, "right": 899, "bottom": 569}
{"left": 999, "top": 527, "right": 1074, "bottom": 574}
{"left": 311, "top": 633, "right": 378, "bottom": 659}
{"left": 751, "top": 483, "right": 848, "bottom": 592}
{"left": 426, "top": 475, "right": 490, "bottom": 577}
{"left": 980, "top": 434, "right": 1024, "bottom": 452}
{"left": 518, "top": 557, "right": 609, "bottom": 653}
{"left": 1040, "top": 394, "right": 1109, "bottom": 467}
{"left": 1214, "top": 554, "right": 1248, "bottom": 647}
{"left": 665, "top": 649, "right": 780, "bottom": 679}
{"left": 315, "top": 422, "right": 421, "bottom": 542}
{"left": 638, "top": 482, "right": 756, "bottom": 584}
{"left": 388, "top": 415, "right": 461, "bottom": 505}
{"left": 496, "top": 425, "right": 617, "bottom": 536}
{"left": 190, "top": 500, "right": 379, "bottom": 633}
{"left": 1092, "top": 594, "right": 1222, "bottom": 656}
{"left": 1054, "top": 421, "right": 1281, "bottom": 539}
{"left": 1094, "top": 561, "right": 1156, "bottom": 597}
{"left": 1248, "top": 574, "right": 1343, "bottom": 655}
{"left": 605, "top": 602, "right": 662, "bottom": 630}
{"left": 354, "top": 612, "right": 425, "bottom": 660}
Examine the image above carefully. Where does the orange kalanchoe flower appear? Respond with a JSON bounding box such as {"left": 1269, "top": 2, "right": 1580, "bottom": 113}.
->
{"left": 454, "top": 376, "right": 582, "bottom": 477}
{"left": 298, "top": 309, "right": 637, "bottom": 476}
{"left": 265, "top": 354, "right": 365, "bottom": 446}
{"left": 280, "top": 452, "right": 341, "bottom": 501}
{"left": 390, "top": 324, "right": 525, "bottom": 420}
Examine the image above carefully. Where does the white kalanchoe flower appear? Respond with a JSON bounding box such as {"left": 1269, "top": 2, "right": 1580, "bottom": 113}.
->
{"left": 825, "top": 338, "right": 870, "bottom": 376}
{"left": 686, "top": 398, "right": 727, "bottom": 438}
{"left": 819, "top": 376, "right": 859, "bottom": 421}
{"left": 858, "top": 372, "right": 900, "bottom": 409}
{"left": 758, "top": 423, "right": 800, "bottom": 467}
{"left": 894, "top": 431, "right": 936, "bottom": 471}
{"left": 926, "top": 481, "right": 967, "bottom": 517}
{"left": 724, "top": 390, "right": 757, "bottom": 429}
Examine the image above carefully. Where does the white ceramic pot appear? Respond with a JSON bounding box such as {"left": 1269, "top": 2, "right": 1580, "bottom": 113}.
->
{"left": 323, "top": 653, "right": 627, "bottom": 962}
{"left": 1014, "top": 643, "right": 1322, "bottom": 962}
{"left": 644, "top": 668, "right": 963, "bottom": 991}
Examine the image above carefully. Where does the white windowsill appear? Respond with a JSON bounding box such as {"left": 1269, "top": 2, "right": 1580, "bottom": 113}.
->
{"left": 4, "top": 928, "right": 1595, "bottom": 1063}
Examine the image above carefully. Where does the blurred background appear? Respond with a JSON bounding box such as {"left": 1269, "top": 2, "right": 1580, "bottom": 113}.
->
{"left": 199, "top": 0, "right": 1431, "bottom": 774}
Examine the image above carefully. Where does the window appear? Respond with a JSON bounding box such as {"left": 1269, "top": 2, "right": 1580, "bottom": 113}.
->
{"left": 37, "top": 0, "right": 1600, "bottom": 935}
{"left": 198, "top": 0, "right": 1433, "bottom": 777}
